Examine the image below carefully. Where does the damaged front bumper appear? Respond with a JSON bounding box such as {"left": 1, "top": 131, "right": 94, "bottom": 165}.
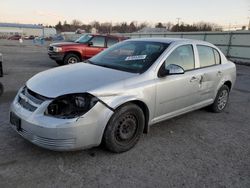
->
{"left": 9, "top": 89, "right": 114, "bottom": 151}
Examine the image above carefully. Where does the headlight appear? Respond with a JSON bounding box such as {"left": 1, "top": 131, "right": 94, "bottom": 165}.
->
{"left": 45, "top": 93, "right": 98, "bottom": 119}
{"left": 53, "top": 46, "right": 62, "bottom": 52}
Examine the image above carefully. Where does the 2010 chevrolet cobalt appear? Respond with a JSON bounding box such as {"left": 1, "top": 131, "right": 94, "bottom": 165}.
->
{"left": 10, "top": 38, "right": 236, "bottom": 153}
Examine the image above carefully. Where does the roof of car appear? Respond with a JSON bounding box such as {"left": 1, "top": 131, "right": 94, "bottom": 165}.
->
{"left": 128, "top": 37, "right": 213, "bottom": 46}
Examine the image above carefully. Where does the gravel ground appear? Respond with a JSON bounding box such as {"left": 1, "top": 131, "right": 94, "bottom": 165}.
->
{"left": 0, "top": 39, "right": 249, "bottom": 188}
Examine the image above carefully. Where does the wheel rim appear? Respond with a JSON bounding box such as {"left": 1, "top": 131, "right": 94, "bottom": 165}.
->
{"left": 68, "top": 57, "right": 78, "bottom": 64}
{"left": 217, "top": 90, "right": 228, "bottom": 110}
{"left": 115, "top": 114, "right": 138, "bottom": 144}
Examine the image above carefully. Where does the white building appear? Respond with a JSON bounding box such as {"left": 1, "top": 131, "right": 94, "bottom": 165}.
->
{"left": 0, "top": 23, "right": 57, "bottom": 38}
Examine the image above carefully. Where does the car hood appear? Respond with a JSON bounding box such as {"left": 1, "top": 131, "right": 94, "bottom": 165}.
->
{"left": 50, "top": 42, "right": 84, "bottom": 47}
{"left": 26, "top": 63, "right": 136, "bottom": 98}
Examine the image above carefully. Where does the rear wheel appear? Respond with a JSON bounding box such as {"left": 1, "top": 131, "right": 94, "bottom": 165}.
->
{"left": 63, "top": 53, "right": 80, "bottom": 65}
{"left": 103, "top": 104, "right": 145, "bottom": 153}
{"left": 210, "top": 85, "right": 229, "bottom": 113}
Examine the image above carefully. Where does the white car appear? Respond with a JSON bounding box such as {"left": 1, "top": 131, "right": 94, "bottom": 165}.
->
{"left": 10, "top": 38, "right": 236, "bottom": 153}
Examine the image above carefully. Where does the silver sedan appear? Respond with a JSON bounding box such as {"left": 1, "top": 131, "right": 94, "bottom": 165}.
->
{"left": 10, "top": 38, "right": 236, "bottom": 153}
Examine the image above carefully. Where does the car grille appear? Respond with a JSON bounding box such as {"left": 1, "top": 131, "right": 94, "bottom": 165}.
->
{"left": 18, "top": 87, "right": 48, "bottom": 112}
{"left": 19, "top": 129, "right": 76, "bottom": 148}
{"left": 48, "top": 46, "right": 53, "bottom": 51}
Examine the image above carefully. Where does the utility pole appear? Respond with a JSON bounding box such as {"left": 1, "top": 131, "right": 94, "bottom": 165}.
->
{"left": 228, "top": 23, "right": 231, "bottom": 31}
{"left": 176, "top": 17, "right": 181, "bottom": 32}
{"left": 248, "top": 17, "right": 250, "bottom": 30}
{"left": 248, "top": 8, "right": 250, "bottom": 30}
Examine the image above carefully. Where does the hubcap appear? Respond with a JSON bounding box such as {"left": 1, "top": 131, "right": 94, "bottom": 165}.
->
{"left": 217, "top": 90, "right": 228, "bottom": 110}
{"left": 68, "top": 57, "right": 78, "bottom": 64}
{"left": 115, "top": 114, "right": 137, "bottom": 143}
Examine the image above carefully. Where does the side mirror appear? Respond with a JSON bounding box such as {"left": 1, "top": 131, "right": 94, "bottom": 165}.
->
{"left": 158, "top": 64, "right": 184, "bottom": 78}
{"left": 88, "top": 41, "right": 93, "bottom": 46}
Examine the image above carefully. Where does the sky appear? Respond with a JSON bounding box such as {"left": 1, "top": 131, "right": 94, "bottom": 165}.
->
{"left": 0, "top": 0, "right": 249, "bottom": 28}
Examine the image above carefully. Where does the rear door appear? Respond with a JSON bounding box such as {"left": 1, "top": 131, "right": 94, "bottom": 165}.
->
{"left": 155, "top": 44, "right": 203, "bottom": 120}
{"left": 195, "top": 45, "right": 222, "bottom": 101}
{"left": 84, "top": 36, "right": 106, "bottom": 58}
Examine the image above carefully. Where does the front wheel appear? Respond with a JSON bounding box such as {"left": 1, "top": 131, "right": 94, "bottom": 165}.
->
{"left": 103, "top": 103, "right": 145, "bottom": 153}
{"left": 63, "top": 53, "right": 80, "bottom": 65}
{"left": 210, "top": 85, "right": 230, "bottom": 113}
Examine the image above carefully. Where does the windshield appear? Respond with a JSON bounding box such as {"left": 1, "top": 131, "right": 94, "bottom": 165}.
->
{"left": 89, "top": 41, "right": 169, "bottom": 73}
{"left": 75, "top": 34, "right": 93, "bottom": 43}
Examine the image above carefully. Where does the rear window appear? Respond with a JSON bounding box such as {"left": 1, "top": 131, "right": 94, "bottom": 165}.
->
{"left": 197, "top": 45, "right": 221, "bottom": 67}
{"left": 107, "top": 38, "right": 119, "bottom": 47}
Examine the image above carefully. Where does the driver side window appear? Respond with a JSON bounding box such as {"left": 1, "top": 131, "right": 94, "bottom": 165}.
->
{"left": 164, "top": 45, "right": 195, "bottom": 71}
{"left": 90, "top": 36, "right": 105, "bottom": 47}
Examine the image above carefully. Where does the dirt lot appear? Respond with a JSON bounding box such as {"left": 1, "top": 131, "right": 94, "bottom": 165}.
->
{"left": 0, "top": 39, "right": 249, "bottom": 188}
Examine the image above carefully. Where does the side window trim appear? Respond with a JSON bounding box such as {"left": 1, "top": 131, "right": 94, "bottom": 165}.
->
{"left": 213, "top": 48, "right": 221, "bottom": 65}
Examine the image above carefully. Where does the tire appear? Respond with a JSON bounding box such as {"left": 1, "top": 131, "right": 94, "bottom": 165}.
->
{"left": 63, "top": 53, "right": 80, "bottom": 65}
{"left": 0, "top": 83, "right": 3, "bottom": 96}
{"left": 55, "top": 60, "right": 64, "bottom": 66}
{"left": 103, "top": 103, "right": 145, "bottom": 153}
{"left": 210, "top": 85, "right": 230, "bottom": 113}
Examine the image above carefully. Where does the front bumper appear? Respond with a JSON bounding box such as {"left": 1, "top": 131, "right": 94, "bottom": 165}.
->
{"left": 10, "top": 90, "right": 113, "bottom": 151}
{"left": 48, "top": 51, "right": 64, "bottom": 62}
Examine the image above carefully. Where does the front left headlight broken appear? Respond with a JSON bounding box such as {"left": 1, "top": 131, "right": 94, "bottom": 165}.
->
{"left": 45, "top": 93, "right": 98, "bottom": 119}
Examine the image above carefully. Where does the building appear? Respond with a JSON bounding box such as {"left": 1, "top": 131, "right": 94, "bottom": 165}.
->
{"left": 0, "top": 23, "right": 57, "bottom": 38}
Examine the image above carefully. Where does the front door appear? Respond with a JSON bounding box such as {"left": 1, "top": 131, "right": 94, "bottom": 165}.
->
{"left": 154, "top": 44, "right": 203, "bottom": 121}
{"left": 85, "top": 36, "right": 106, "bottom": 58}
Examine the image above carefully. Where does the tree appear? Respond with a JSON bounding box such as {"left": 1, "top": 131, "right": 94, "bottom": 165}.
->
{"left": 165, "top": 22, "right": 173, "bottom": 30}
{"left": 155, "top": 22, "right": 165, "bottom": 28}
{"left": 71, "top": 19, "right": 82, "bottom": 27}
{"left": 242, "top": 26, "right": 246, "bottom": 30}
{"left": 55, "top": 21, "right": 62, "bottom": 31}
{"left": 128, "top": 22, "right": 137, "bottom": 33}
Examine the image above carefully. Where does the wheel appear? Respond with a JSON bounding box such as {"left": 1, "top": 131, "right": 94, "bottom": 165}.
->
{"left": 210, "top": 85, "right": 229, "bottom": 113}
{"left": 55, "top": 60, "right": 64, "bottom": 66}
{"left": 103, "top": 103, "right": 145, "bottom": 153}
{"left": 0, "top": 83, "right": 3, "bottom": 96}
{"left": 63, "top": 53, "right": 80, "bottom": 65}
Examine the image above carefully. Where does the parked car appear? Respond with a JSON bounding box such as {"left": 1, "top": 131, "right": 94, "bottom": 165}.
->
{"left": 52, "top": 34, "right": 64, "bottom": 41}
{"left": 10, "top": 38, "right": 236, "bottom": 153}
{"left": 24, "top": 35, "right": 35, "bottom": 40}
{"left": 8, "top": 35, "right": 21, "bottom": 40}
{"left": 48, "top": 34, "right": 128, "bottom": 65}
{"left": 28, "top": 35, "right": 35, "bottom": 40}
{"left": 0, "top": 53, "right": 3, "bottom": 96}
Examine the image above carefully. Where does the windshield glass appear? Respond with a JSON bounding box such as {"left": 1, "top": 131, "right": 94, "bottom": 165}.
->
{"left": 89, "top": 41, "right": 169, "bottom": 73}
{"left": 75, "top": 34, "right": 93, "bottom": 43}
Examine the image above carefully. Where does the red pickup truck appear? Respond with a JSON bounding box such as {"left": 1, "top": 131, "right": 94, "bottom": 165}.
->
{"left": 48, "top": 34, "right": 128, "bottom": 65}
